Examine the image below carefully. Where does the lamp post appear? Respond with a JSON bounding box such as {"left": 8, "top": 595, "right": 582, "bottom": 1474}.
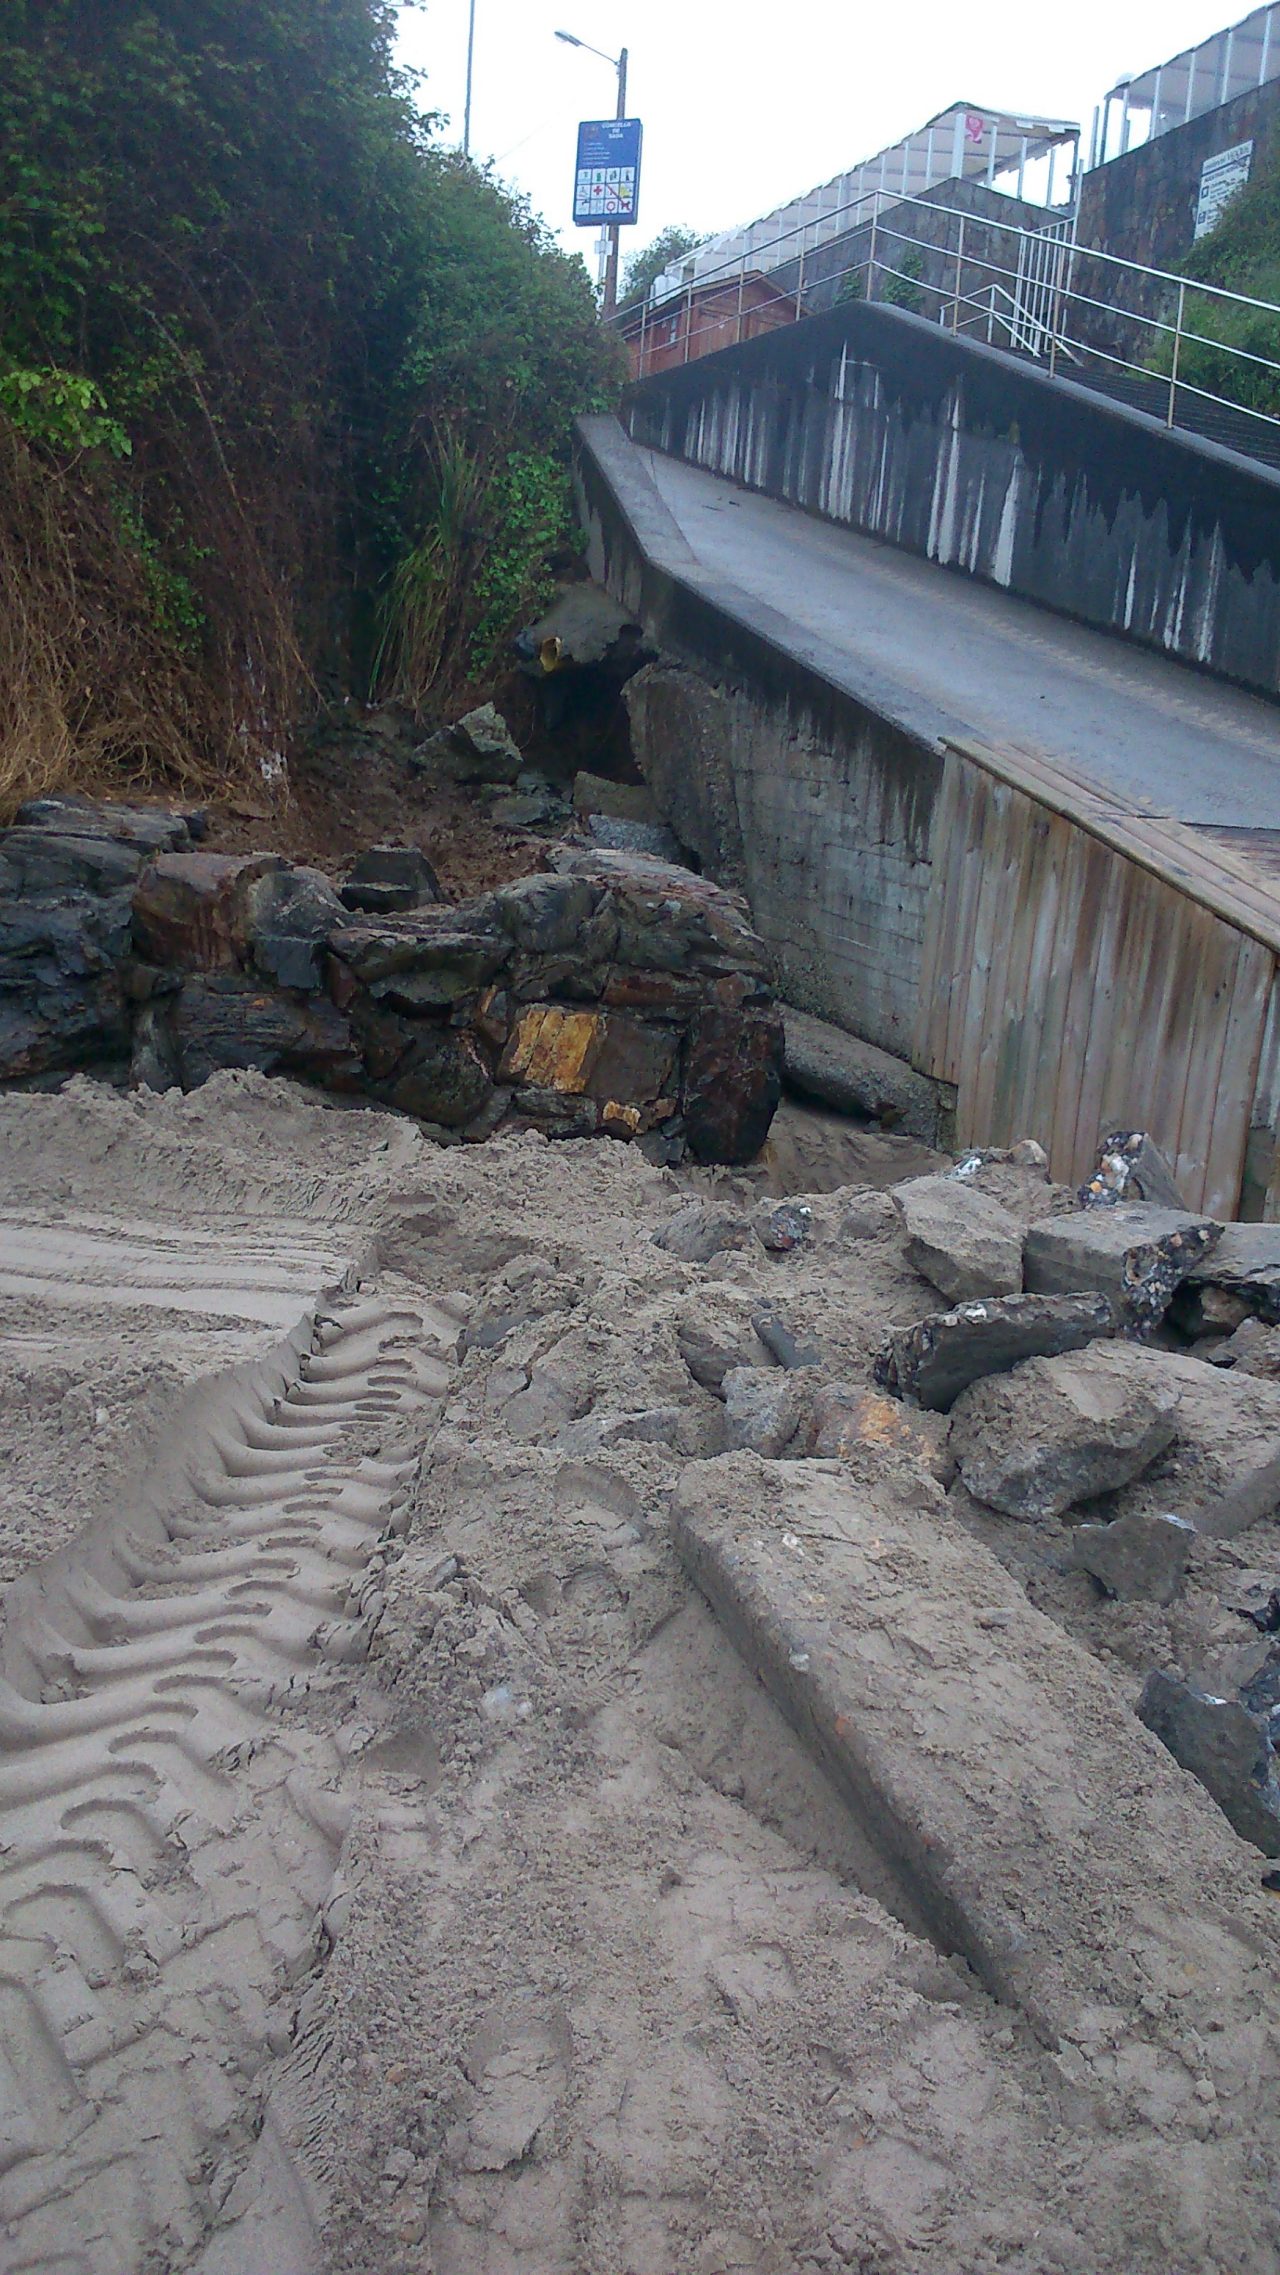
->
{"left": 463, "top": 0, "right": 476, "bottom": 156}
{"left": 555, "top": 29, "right": 628, "bottom": 317}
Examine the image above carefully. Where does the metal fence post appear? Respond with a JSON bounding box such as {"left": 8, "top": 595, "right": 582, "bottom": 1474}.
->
{"left": 951, "top": 214, "right": 967, "bottom": 332}
{"left": 737, "top": 251, "right": 746, "bottom": 344}
{"left": 684, "top": 280, "right": 693, "bottom": 363}
{"left": 1168, "top": 278, "right": 1186, "bottom": 427}
{"left": 639, "top": 293, "right": 649, "bottom": 379}
{"left": 868, "top": 205, "right": 878, "bottom": 301}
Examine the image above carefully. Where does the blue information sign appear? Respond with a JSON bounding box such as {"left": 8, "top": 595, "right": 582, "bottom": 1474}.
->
{"left": 573, "top": 117, "right": 642, "bottom": 228}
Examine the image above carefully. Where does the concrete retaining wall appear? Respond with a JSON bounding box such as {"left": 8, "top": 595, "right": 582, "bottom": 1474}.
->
{"left": 576, "top": 414, "right": 1280, "bottom": 1216}
{"left": 574, "top": 417, "right": 943, "bottom": 1064}
{"left": 625, "top": 300, "right": 1280, "bottom": 701}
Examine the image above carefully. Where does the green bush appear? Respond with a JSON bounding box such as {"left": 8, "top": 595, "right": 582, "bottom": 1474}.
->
{"left": 0, "top": 1, "right": 622, "bottom": 803}
{"left": 1150, "top": 145, "right": 1280, "bottom": 419}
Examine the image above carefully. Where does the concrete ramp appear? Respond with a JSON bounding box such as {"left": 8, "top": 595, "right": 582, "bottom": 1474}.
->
{"left": 577, "top": 414, "right": 1280, "bottom": 1218}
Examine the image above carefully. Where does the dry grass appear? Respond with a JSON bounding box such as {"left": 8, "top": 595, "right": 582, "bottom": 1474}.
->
{"left": 0, "top": 416, "right": 307, "bottom": 824}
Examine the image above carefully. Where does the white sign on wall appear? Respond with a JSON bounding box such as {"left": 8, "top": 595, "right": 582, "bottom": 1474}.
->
{"left": 1194, "top": 140, "right": 1254, "bottom": 240}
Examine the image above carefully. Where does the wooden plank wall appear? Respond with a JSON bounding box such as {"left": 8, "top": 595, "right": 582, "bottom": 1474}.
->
{"left": 915, "top": 752, "right": 1276, "bottom": 1218}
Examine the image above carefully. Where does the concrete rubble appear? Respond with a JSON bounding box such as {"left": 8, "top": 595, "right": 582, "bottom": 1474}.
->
{"left": 781, "top": 1003, "right": 948, "bottom": 1145}
{"left": 949, "top": 1342, "right": 1181, "bottom": 1521}
{"left": 8, "top": 940, "right": 1280, "bottom": 2270}
{"left": 893, "top": 1171, "right": 1024, "bottom": 1302}
{"left": 876, "top": 1288, "right": 1115, "bottom": 1410}
{"left": 1068, "top": 1507, "right": 1196, "bottom": 1604}
{"left": 1023, "top": 1200, "right": 1222, "bottom": 1328}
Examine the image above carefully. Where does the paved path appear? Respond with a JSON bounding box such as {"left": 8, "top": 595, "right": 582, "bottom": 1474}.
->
{"left": 638, "top": 447, "right": 1280, "bottom": 829}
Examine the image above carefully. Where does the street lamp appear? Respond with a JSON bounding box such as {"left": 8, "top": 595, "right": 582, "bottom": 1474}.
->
{"left": 554, "top": 28, "right": 629, "bottom": 318}
{"left": 463, "top": 0, "right": 476, "bottom": 157}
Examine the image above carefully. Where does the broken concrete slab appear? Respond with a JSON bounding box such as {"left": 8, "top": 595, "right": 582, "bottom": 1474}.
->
{"left": 1068, "top": 1510, "right": 1196, "bottom": 1605}
{"left": 720, "top": 1367, "right": 802, "bottom": 1457}
{"left": 893, "top": 1174, "right": 1023, "bottom": 1304}
{"left": 781, "top": 1006, "right": 946, "bottom": 1146}
{"left": 1139, "top": 1671, "right": 1280, "bottom": 1857}
{"left": 1208, "top": 1317, "right": 1280, "bottom": 1379}
{"left": 673, "top": 1454, "right": 1280, "bottom": 2119}
{"left": 1022, "top": 1203, "right": 1221, "bottom": 1330}
{"left": 1176, "top": 1223, "right": 1280, "bottom": 1339}
{"left": 1079, "top": 1347, "right": 1280, "bottom": 1542}
{"left": 1079, "top": 1129, "right": 1185, "bottom": 1210}
{"left": 876, "top": 1290, "right": 1114, "bottom": 1412}
{"left": 950, "top": 1343, "right": 1180, "bottom": 1522}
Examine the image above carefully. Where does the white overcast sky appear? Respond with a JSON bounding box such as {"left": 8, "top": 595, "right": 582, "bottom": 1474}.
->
{"left": 395, "top": 0, "right": 1249, "bottom": 275}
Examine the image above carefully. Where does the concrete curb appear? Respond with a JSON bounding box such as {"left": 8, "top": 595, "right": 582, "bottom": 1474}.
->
{"left": 672, "top": 1454, "right": 1280, "bottom": 2123}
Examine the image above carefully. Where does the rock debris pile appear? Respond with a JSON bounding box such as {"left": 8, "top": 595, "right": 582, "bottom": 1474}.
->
{"left": 3, "top": 1078, "right": 1280, "bottom": 2272}
{"left": 0, "top": 789, "right": 783, "bottom": 1163}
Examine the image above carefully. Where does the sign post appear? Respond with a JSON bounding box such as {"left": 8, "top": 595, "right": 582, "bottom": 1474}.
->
{"left": 572, "top": 98, "right": 640, "bottom": 316}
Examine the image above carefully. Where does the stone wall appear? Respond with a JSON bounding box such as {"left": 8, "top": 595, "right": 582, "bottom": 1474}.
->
{"left": 0, "top": 798, "right": 784, "bottom": 1166}
{"left": 623, "top": 298, "right": 1280, "bottom": 701}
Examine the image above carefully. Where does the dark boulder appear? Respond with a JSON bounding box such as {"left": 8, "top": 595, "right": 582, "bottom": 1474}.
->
{"left": 169, "top": 973, "right": 360, "bottom": 1090}
{"left": 131, "top": 851, "right": 284, "bottom": 972}
{"left": 877, "top": 1290, "right": 1115, "bottom": 1412}
{"left": 1139, "top": 1671, "right": 1280, "bottom": 1856}
{"left": 339, "top": 844, "right": 443, "bottom": 915}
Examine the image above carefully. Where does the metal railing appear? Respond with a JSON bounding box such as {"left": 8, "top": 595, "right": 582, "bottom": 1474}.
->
{"left": 614, "top": 182, "right": 1280, "bottom": 454}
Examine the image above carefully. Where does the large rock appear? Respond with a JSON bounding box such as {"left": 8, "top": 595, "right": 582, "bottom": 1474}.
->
{"left": 168, "top": 973, "right": 360, "bottom": 1090}
{"left": 876, "top": 1290, "right": 1115, "bottom": 1411}
{"left": 782, "top": 1006, "right": 945, "bottom": 1145}
{"left": 329, "top": 911, "right": 509, "bottom": 1009}
{"left": 721, "top": 1367, "right": 803, "bottom": 1457}
{"left": 412, "top": 703, "right": 523, "bottom": 784}
{"left": 0, "top": 889, "right": 133, "bottom": 1079}
{"left": 622, "top": 663, "right": 747, "bottom": 888}
{"left": 1139, "top": 1672, "right": 1280, "bottom": 1857}
{"left": 950, "top": 1343, "right": 1181, "bottom": 1521}
{"left": 683, "top": 1000, "right": 784, "bottom": 1166}
{"left": 338, "top": 844, "right": 442, "bottom": 915}
{"left": 0, "top": 826, "right": 148, "bottom": 898}
{"left": 244, "top": 865, "right": 346, "bottom": 993}
{"left": 15, "top": 795, "right": 197, "bottom": 852}
{"left": 0, "top": 801, "right": 198, "bottom": 1085}
{"left": 1068, "top": 1509, "right": 1196, "bottom": 1604}
{"left": 1175, "top": 1223, "right": 1280, "bottom": 1338}
{"left": 1023, "top": 1203, "right": 1222, "bottom": 1330}
{"left": 131, "top": 851, "right": 283, "bottom": 971}
{"left": 797, "top": 1383, "right": 952, "bottom": 1483}
{"left": 893, "top": 1174, "right": 1023, "bottom": 1304}
{"left": 572, "top": 771, "right": 658, "bottom": 825}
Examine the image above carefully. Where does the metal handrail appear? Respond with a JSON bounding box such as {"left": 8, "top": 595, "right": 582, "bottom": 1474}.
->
{"left": 619, "top": 179, "right": 1280, "bottom": 444}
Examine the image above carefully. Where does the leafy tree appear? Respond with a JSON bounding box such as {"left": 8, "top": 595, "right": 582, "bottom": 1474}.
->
{"left": 620, "top": 225, "right": 707, "bottom": 310}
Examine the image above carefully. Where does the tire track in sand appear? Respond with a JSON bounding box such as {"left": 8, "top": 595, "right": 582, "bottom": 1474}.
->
{"left": 0, "top": 1284, "right": 456, "bottom": 2275}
